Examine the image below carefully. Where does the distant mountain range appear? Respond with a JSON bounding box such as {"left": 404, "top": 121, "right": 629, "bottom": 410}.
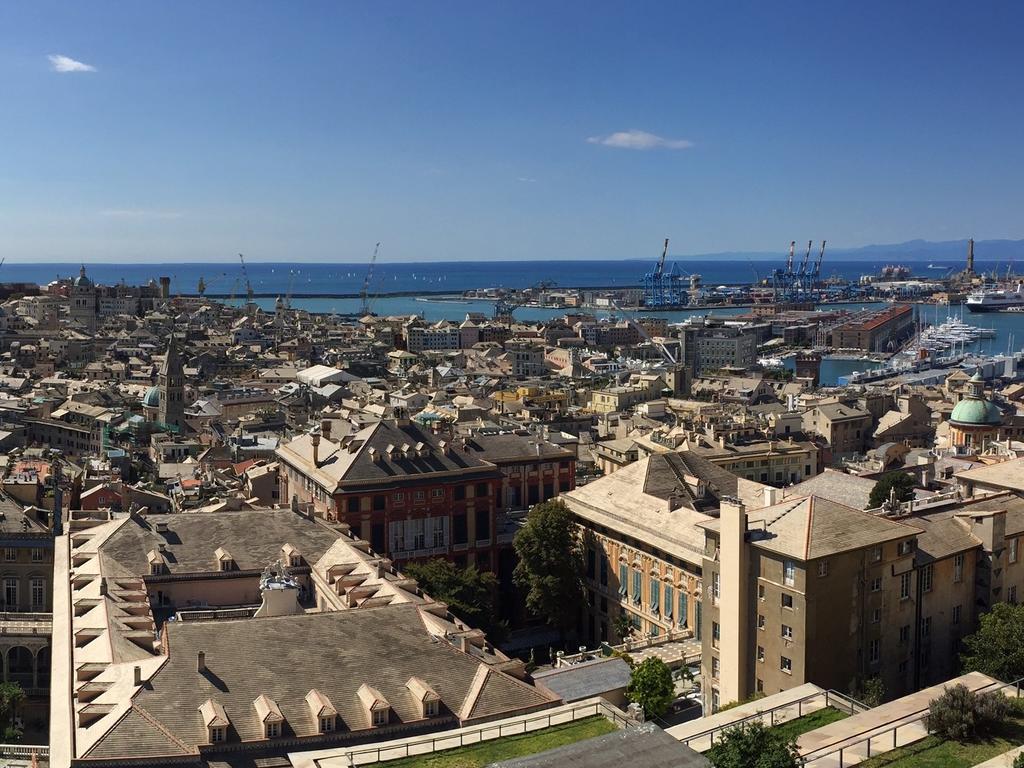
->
{"left": 672, "top": 238, "right": 1024, "bottom": 263}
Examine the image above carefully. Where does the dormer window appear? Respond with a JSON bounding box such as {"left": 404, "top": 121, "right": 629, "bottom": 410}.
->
{"left": 320, "top": 716, "right": 335, "bottom": 733}
{"left": 215, "top": 547, "right": 234, "bottom": 572}
{"left": 372, "top": 709, "right": 388, "bottom": 727}
{"left": 199, "top": 698, "right": 230, "bottom": 745}
{"left": 253, "top": 693, "right": 284, "bottom": 740}
{"left": 281, "top": 544, "right": 301, "bottom": 568}
{"left": 405, "top": 676, "right": 440, "bottom": 720}
{"left": 150, "top": 562, "right": 162, "bottom": 576}
{"left": 306, "top": 688, "right": 338, "bottom": 734}
{"left": 357, "top": 683, "right": 390, "bottom": 728}
{"left": 425, "top": 700, "right": 438, "bottom": 717}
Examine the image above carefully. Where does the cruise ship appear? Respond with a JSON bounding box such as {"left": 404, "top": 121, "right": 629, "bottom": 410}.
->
{"left": 966, "top": 283, "right": 1024, "bottom": 312}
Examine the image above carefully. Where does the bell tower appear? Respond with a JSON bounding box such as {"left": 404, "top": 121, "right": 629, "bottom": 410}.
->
{"left": 158, "top": 338, "right": 186, "bottom": 431}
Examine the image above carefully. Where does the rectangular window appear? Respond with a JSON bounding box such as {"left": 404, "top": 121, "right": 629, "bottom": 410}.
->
{"left": 600, "top": 552, "right": 608, "bottom": 586}
{"left": 454, "top": 485, "right": 466, "bottom": 501}
{"left": 781, "top": 624, "right": 793, "bottom": 640}
{"left": 321, "top": 716, "right": 335, "bottom": 732}
{"left": 817, "top": 560, "right": 829, "bottom": 577}
{"left": 712, "top": 572, "right": 720, "bottom": 605}
{"left": 586, "top": 549, "right": 596, "bottom": 580}
{"left": 431, "top": 488, "right": 444, "bottom": 499}
{"left": 954, "top": 553, "right": 964, "bottom": 583}
{"left": 31, "top": 548, "right": 43, "bottom": 563}
{"left": 3, "top": 578, "right": 16, "bottom": 608}
{"left": 783, "top": 560, "right": 796, "bottom": 586}
{"left": 2, "top": 548, "right": 13, "bottom": 562}
{"left": 921, "top": 616, "right": 932, "bottom": 638}
{"left": 453, "top": 514, "right": 467, "bottom": 545}
{"left": 30, "top": 578, "right": 44, "bottom": 609}
{"left": 475, "top": 509, "right": 491, "bottom": 541}
{"left": 781, "top": 656, "right": 792, "bottom": 674}
{"left": 757, "top": 614, "right": 766, "bottom": 630}
{"left": 650, "top": 579, "right": 660, "bottom": 615}
{"left": 758, "top": 583, "right": 765, "bottom": 601}
{"left": 392, "top": 492, "right": 404, "bottom": 503}
{"left": 921, "top": 564, "right": 933, "bottom": 593}
{"left": 868, "top": 639, "right": 880, "bottom": 664}
{"left": 871, "top": 608, "right": 881, "bottom": 624}
{"left": 900, "top": 571, "right": 911, "bottom": 599}
{"left": 664, "top": 584, "right": 673, "bottom": 620}
{"left": 678, "top": 591, "right": 688, "bottom": 627}
{"left": 372, "top": 710, "right": 388, "bottom": 726}
{"left": 1012, "top": 538, "right": 1019, "bottom": 564}
{"left": 476, "top": 482, "right": 489, "bottom": 497}
{"left": 211, "top": 726, "right": 225, "bottom": 742}
{"left": 782, "top": 593, "right": 794, "bottom": 609}
{"left": 632, "top": 569, "right": 642, "bottom": 606}
{"left": 1010, "top": 586, "right": 1018, "bottom": 605}
{"left": 712, "top": 657, "right": 720, "bottom": 679}
{"left": 618, "top": 564, "right": 628, "bottom": 597}
{"left": 870, "top": 576, "right": 882, "bottom": 592}
{"left": 757, "top": 645, "right": 765, "bottom": 662}
{"left": 953, "top": 605, "right": 962, "bottom": 625}
{"left": 870, "top": 546, "right": 882, "bottom": 562}
{"left": 266, "top": 722, "right": 280, "bottom": 738}
{"left": 712, "top": 621, "right": 720, "bottom": 649}
{"left": 900, "top": 624, "right": 910, "bottom": 642}
{"left": 897, "top": 540, "right": 915, "bottom": 556}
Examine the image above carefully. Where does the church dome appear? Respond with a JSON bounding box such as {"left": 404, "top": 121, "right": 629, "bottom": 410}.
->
{"left": 73, "top": 265, "right": 93, "bottom": 288}
{"left": 142, "top": 386, "right": 161, "bottom": 409}
{"left": 950, "top": 398, "right": 1002, "bottom": 426}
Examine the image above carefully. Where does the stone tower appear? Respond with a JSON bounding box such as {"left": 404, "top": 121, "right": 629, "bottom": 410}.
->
{"left": 158, "top": 338, "right": 186, "bottom": 431}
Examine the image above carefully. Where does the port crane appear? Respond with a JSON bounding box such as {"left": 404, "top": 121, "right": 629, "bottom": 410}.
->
{"left": 238, "top": 253, "right": 254, "bottom": 303}
{"left": 493, "top": 280, "right": 555, "bottom": 325}
{"left": 359, "top": 242, "right": 381, "bottom": 317}
{"left": 641, "top": 238, "right": 687, "bottom": 308}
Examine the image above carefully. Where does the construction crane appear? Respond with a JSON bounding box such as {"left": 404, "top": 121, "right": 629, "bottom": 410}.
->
{"left": 610, "top": 300, "right": 677, "bottom": 365}
{"left": 238, "top": 253, "right": 254, "bottom": 304}
{"left": 359, "top": 242, "right": 381, "bottom": 316}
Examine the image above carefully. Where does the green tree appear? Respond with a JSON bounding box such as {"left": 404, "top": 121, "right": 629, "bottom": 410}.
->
{"left": 961, "top": 602, "right": 1024, "bottom": 682}
{"left": 0, "top": 682, "right": 24, "bottom": 741}
{"left": 926, "top": 684, "right": 1009, "bottom": 742}
{"left": 513, "top": 500, "right": 584, "bottom": 639}
{"left": 868, "top": 472, "right": 917, "bottom": 508}
{"left": 707, "top": 721, "right": 800, "bottom": 768}
{"left": 403, "top": 559, "right": 504, "bottom": 640}
{"left": 612, "top": 610, "right": 633, "bottom": 641}
{"left": 625, "top": 657, "right": 675, "bottom": 718}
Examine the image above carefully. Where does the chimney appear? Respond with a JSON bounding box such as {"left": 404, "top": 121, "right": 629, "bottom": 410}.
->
{"left": 311, "top": 430, "right": 321, "bottom": 467}
{"left": 321, "top": 419, "right": 331, "bottom": 441}
{"left": 98, "top": 579, "right": 107, "bottom": 597}
{"left": 133, "top": 666, "right": 142, "bottom": 686}
{"left": 764, "top": 487, "right": 781, "bottom": 506}
{"left": 375, "top": 560, "right": 386, "bottom": 579}
{"left": 459, "top": 636, "right": 471, "bottom": 654}
{"left": 197, "top": 651, "right": 206, "bottom": 673}
{"left": 717, "top": 497, "right": 750, "bottom": 706}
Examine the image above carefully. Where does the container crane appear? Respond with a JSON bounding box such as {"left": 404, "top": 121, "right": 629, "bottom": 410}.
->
{"left": 359, "top": 242, "right": 381, "bottom": 317}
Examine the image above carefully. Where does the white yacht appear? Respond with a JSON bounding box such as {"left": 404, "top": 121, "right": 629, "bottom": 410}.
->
{"left": 966, "top": 283, "right": 1024, "bottom": 312}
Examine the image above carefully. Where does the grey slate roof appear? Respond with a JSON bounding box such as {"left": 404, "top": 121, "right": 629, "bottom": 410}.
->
{"left": 89, "top": 604, "right": 557, "bottom": 758}
{"left": 531, "top": 658, "right": 631, "bottom": 702}
{"left": 98, "top": 509, "right": 342, "bottom": 578}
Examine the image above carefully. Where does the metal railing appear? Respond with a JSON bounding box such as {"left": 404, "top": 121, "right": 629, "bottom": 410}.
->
{"left": 335, "top": 698, "right": 633, "bottom": 766}
{"left": 0, "top": 744, "right": 48, "bottom": 759}
{"left": 800, "top": 676, "right": 1024, "bottom": 767}
{"left": 681, "top": 689, "right": 868, "bottom": 749}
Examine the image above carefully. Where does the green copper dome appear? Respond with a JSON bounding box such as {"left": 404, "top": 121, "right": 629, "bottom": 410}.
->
{"left": 950, "top": 397, "right": 1002, "bottom": 426}
{"left": 142, "top": 386, "right": 161, "bottom": 409}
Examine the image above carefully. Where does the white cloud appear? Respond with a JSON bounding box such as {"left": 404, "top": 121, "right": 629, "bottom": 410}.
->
{"left": 48, "top": 54, "right": 96, "bottom": 73}
{"left": 100, "top": 209, "right": 183, "bottom": 220}
{"left": 586, "top": 129, "right": 693, "bottom": 150}
{"left": 517, "top": 177, "right": 537, "bottom": 183}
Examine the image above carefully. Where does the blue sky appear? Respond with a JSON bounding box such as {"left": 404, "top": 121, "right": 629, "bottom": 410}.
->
{"left": 1, "top": 2, "right": 1023, "bottom": 262}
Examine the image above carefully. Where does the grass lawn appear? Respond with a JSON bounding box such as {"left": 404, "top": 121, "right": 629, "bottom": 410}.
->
{"left": 379, "top": 716, "right": 618, "bottom": 768}
{"left": 771, "top": 706, "right": 850, "bottom": 742}
{"left": 859, "top": 717, "right": 1024, "bottom": 768}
